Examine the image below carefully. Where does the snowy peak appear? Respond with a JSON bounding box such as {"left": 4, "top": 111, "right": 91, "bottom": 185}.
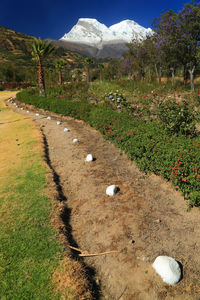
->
{"left": 109, "top": 19, "right": 152, "bottom": 41}
{"left": 60, "top": 18, "right": 152, "bottom": 46}
{"left": 61, "top": 18, "right": 114, "bottom": 46}
{"left": 77, "top": 18, "right": 108, "bottom": 33}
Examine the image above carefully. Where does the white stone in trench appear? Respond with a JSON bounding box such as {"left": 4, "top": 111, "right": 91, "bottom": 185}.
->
{"left": 57, "top": 121, "right": 61, "bottom": 125}
{"left": 85, "top": 154, "right": 93, "bottom": 162}
{"left": 64, "top": 128, "right": 70, "bottom": 132}
{"left": 106, "top": 185, "right": 117, "bottom": 196}
{"left": 73, "top": 138, "right": 79, "bottom": 143}
{"left": 152, "top": 256, "right": 181, "bottom": 285}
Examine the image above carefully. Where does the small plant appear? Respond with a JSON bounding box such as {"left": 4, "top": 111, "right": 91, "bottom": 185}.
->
{"left": 104, "top": 90, "right": 128, "bottom": 109}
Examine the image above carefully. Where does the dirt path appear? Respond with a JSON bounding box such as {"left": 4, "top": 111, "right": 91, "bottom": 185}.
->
{"left": 8, "top": 98, "right": 200, "bottom": 299}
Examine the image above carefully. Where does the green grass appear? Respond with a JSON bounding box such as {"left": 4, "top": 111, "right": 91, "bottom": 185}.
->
{"left": 0, "top": 92, "right": 64, "bottom": 299}
{"left": 0, "top": 160, "right": 63, "bottom": 300}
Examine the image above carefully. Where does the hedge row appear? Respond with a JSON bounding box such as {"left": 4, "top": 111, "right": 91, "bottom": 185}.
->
{"left": 17, "top": 91, "right": 200, "bottom": 207}
{"left": 3, "top": 82, "right": 30, "bottom": 89}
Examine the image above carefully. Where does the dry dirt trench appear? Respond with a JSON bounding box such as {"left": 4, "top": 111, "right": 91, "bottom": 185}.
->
{"left": 8, "top": 97, "right": 200, "bottom": 300}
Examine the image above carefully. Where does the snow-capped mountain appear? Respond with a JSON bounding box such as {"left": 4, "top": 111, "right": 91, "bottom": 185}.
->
{"left": 109, "top": 20, "right": 152, "bottom": 42}
{"left": 57, "top": 18, "right": 152, "bottom": 58}
{"left": 60, "top": 18, "right": 152, "bottom": 46}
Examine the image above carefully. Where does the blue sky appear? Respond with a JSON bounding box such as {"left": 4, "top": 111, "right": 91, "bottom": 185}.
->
{"left": 0, "top": 0, "right": 187, "bottom": 39}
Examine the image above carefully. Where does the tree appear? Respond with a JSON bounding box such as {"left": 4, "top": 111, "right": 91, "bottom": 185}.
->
{"left": 152, "top": 9, "right": 179, "bottom": 85}
{"left": 31, "top": 38, "right": 56, "bottom": 96}
{"left": 55, "top": 60, "right": 66, "bottom": 85}
{"left": 121, "top": 52, "right": 133, "bottom": 78}
{"left": 74, "top": 68, "right": 82, "bottom": 82}
{"left": 98, "top": 63, "right": 104, "bottom": 82}
{"left": 177, "top": 3, "right": 200, "bottom": 90}
{"left": 104, "top": 59, "right": 121, "bottom": 81}
{"left": 124, "top": 38, "right": 154, "bottom": 81}
{"left": 84, "top": 57, "right": 93, "bottom": 83}
{"left": 152, "top": 3, "right": 200, "bottom": 90}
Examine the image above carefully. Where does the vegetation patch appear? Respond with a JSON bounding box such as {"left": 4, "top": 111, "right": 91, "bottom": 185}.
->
{"left": 17, "top": 88, "right": 200, "bottom": 207}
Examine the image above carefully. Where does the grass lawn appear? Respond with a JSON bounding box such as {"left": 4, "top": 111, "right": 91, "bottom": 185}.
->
{"left": 0, "top": 92, "right": 63, "bottom": 299}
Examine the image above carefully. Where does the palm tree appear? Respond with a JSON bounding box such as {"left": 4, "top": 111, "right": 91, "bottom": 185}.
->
{"left": 98, "top": 63, "right": 104, "bottom": 82}
{"left": 31, "top": 38, "right": 56, "bottom": 96}
{"left": 55, "top": 60, "right": 66, "bottom": 85}
{"left": 84, "top": 57, "right": 93, "bottom": 83}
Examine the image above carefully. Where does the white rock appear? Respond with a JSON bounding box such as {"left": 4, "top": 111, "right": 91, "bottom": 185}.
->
{"left": 26, "top": 111, "right": 29, "bottom": 113}
{"left": 57, "top": 121, "right": 61, "bottom": 125}
{"left": 47, "top": 116, "right": 51, "bottom": 120}
{"left": 85, "top": 154, "right": 93, "bottom": 162}
{"left": 64, "top": 128, "right": 70, "bottom": 132}
{"left": 152, "top": 256, "right": 181, "bottom": 285}
{"left": 106, "top": 185, "right": 117, "bottom": 196}
{"left": 73, "top": 138, "right": 79, "bottom": 143}
{"left": 16, "top": 105, "right": 18, "bottom": 108}
{"left": 21, "top": 107, "right": 24, "bottom": 110}
{"left": 35, "top": 113, "right": 39, "bottom": 116}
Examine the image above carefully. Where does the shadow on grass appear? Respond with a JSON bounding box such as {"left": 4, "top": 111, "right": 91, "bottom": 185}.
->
{"left": 41, "top": 129, "right": 100, "bottom": 300}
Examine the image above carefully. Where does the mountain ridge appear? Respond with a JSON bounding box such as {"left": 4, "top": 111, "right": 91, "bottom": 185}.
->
{"left": 60, "top": 18, "right": 152, "bottom": 45}
{"left": 59, "top": 18, "right": 152, "bottom": 58}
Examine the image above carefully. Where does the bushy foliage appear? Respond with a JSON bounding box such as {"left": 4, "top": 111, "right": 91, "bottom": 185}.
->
{"left": 16, "top": 90, "right": 93, "bottom": 119}
{"left": 103, "top": 90, "right": 128, "bottom": 109}
{"left": 157, "top": 98, "right": 197, "bottom": 135}
{"left": 46, "top": 82, "right": 89, "bottom": 102}
{"left": 2, "top": 82, "right": 30, "bottom": 89}
{"left": 17, "top": 89, "right": 200, "bottom": 207}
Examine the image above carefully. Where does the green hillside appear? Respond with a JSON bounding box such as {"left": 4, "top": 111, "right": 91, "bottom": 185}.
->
{"left": 0, "top": 25, "right": 85, "bottom": 83}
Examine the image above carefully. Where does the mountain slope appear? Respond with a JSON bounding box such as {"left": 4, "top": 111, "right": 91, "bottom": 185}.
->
{"left": 0, "top": 25, "right": 85, "bottom": 69}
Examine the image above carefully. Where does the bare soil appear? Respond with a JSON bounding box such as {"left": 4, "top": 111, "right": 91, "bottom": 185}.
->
{"left": 9, "top": 99, "right": 200, "bottom": 300}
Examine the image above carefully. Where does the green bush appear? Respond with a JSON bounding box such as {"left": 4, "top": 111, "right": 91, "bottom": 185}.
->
{"left": 17, "top": 90, "right": 200, "bottom": 207}
{"left": 157, "top": 98, "right": 197, "bottom": 135}
{"left": 46, "top": 82, "right": 89, "bottom": 102}
{"left": 16, "top": 90, "right": 93, "bottom": 119}
{"left": 103, "top": 90, "right": 128, "bottom": 109}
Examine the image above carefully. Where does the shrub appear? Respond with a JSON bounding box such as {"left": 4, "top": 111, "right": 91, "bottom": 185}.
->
{"left": 46, "top": 82, "right": 89, "bottom": 102}
{"left": 2, "top": 82, "right": 30, "bottom": 89}
{"left": 157, "top": 98, "right": 197, "bottom": 136}
{"left": 103, "top": 90, "right": 128, "bottom": 108}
